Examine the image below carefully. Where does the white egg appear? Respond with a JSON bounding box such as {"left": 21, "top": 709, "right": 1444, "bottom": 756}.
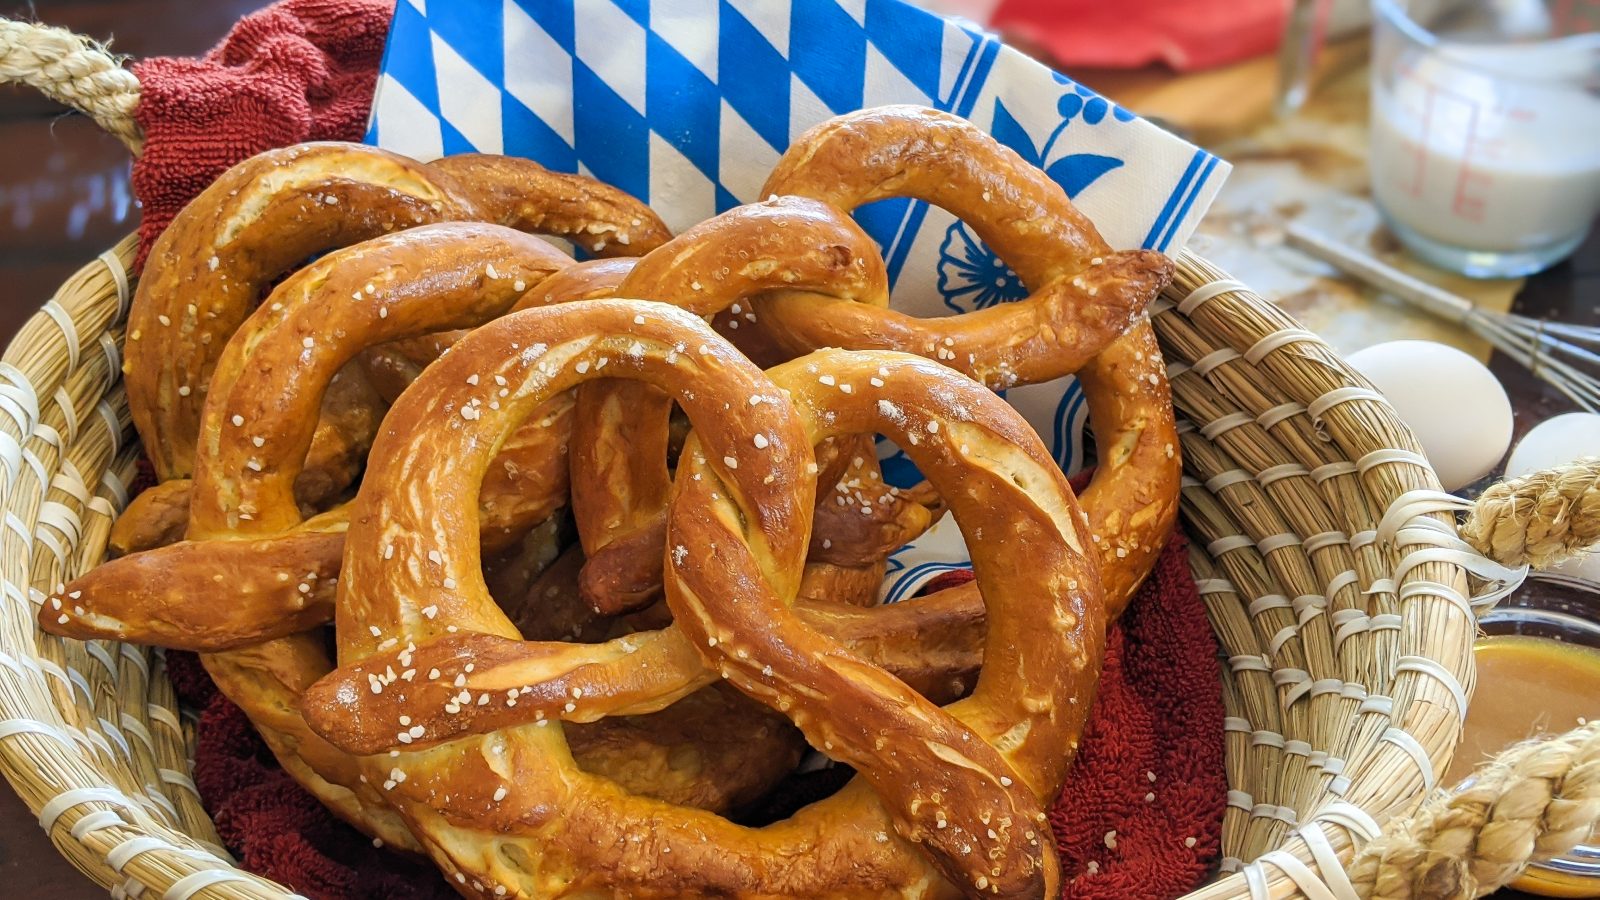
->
{"left": 1346, "top": 340, "right": 1512, "bottom": 491}
{"left": 1506, "top": 413, "right": 1600, "bottom": 478}
{"left": 1506, "top": 412, "right": 1600, "bottom": 583}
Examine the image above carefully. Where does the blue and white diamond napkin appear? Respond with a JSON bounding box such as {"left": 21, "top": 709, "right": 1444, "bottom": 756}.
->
{"left": 367, "top": 0, "right": 1228, "bottom": 602}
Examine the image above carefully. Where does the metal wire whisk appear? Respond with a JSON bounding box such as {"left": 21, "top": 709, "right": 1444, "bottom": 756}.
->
{"left": 1286, "top": 222, "right": 1600, "bottom": 412}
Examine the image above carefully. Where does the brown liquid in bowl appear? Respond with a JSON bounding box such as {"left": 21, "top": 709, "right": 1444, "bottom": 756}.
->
{"left": 1445, "top": 635, "right": 1600, "bottom": 787}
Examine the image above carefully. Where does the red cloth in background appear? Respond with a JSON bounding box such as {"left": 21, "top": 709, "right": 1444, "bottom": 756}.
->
{"left": 990, "top": 0, "right": 1287, "bottom": 71}
{"left": 129, "top": 0, "right": 394, "bottom": 270}
{"left": 132, "top": 3, "right": 1227, "bottom": 897}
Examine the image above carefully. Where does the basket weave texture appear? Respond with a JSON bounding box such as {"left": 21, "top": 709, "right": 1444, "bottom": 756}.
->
{"left": 0, "top": 15, "right": 1580, "bottom": 900}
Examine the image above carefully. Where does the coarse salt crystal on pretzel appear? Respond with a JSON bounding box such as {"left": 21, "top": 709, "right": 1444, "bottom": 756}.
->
{"left": 567, "top": 195, "right": 937, "bottom": 615}
{"left": 305, "top": 299, "right": 1102, "bottom": 898}
{"left": 50, "top": 222, "right": 582, "bottom": 842}
{"left": 754, "top": 105, "right": 1180, "bottom": 613}
{"left": 115, "top": 143, "right": 670, "bottom": 552}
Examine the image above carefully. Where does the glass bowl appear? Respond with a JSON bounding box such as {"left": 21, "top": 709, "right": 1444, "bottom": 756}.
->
{"left": 1471, "top": 573, "right": 1600, "bottom": 897}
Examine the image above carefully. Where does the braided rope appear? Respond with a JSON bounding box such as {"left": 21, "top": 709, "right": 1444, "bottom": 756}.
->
{"left": 1461, "top": 458, "right": 1600, "bottom": 569}
{"left": 0, "top": 18, "right": 143, "bottom": 153}
{"left": 1348, "top": 721, "right": 1600, "bottom": 900}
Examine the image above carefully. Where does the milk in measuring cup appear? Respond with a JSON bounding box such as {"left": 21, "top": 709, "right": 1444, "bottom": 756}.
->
{"left": 1370, "top": 41, "right": 1600, "bottom": 254}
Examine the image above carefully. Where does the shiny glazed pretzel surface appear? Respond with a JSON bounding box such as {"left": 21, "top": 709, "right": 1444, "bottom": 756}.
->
{"left": 310, "top": 301, "right": 1103, "bottom": 898}
{"left": 112, "top": 143, "right": 672, "bottom": 555}
{"left": 755, "top": 106, "right": 1180, "bottom": 612}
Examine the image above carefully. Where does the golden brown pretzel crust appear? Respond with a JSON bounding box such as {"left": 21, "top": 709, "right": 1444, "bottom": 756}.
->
{"left": 305, "top": 302, "right": 1101, "bottom": 898}
{"left": 194, "top": 223, "right": 577, "bottom": 840}
{"left": 48, "top": 223, "right": 581, "bottom": 845}
{"left": 567, "top": 196, "right": 891, "bottom": 615}
{"left": 426, "top": 155, "right": 671, "bottom": 257}
{"left": 126, "top": 142, "right": 669, "bottom": 486}
{"left": 106, "top": 479, "right": 190, "bottom": 556}
{"left": 758, "top": 105, "right": 1180, "bottom": 613}
{"left": 800, "top": 438, "right": 944, "bottom": 607}
{"left": 185, "top": 224, "right": 573, "bottom": 538}
{"left": 52, "top": 224, "right": 576, "bottom": 634}
{"left": 197, "top": 631, "right": 426, "bottom": 851}
{"left": 59, "top": 223, "right": 816, "bottom": 844}
{"left": 107, "top": 365, "right": 388, "bottom": 556}
{"left": 127, "top": 143, "right": 470, "bottom": 482}
{"left": 54, "top": 252, "right": 638, "bottom": 654}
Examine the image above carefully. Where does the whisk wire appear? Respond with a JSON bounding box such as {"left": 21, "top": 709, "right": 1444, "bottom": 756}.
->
{"left": 1283, "top": 222, "right": 1599, "bottom": 414}
{"left": 1463, "top": 309, "right": 1600, "bottom": 413}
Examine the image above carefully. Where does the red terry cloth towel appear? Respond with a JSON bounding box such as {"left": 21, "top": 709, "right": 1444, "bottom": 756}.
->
{"left": 129, "top": 0, "right": 394, "bottom": 271}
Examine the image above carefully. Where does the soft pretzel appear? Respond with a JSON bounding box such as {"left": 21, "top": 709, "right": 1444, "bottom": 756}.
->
{"left": 108, "top": 359, "right": 391, "bottom": 556}
{"left": 566, "top": 196, "right": 892, "bottom": 614}
{"left": 119, "top": 143, "right": 670, "bottom": 556}
{"left": 757, "top": 105, "right": 1181, "bottom": 611}
{"left": 52, "top": 229, "right": 637, "bottom": 652}
{"left": 304, "top": 300, "right": 1102, "bottom": 897}
{"left": 299, "top": 133, "right": 1175, "bottom": 751}
{"left": 50, "top": 226, "right": 809, "bottom": 841}
{"left": 571, "top": 186, "right": 1166, "bottom": 617}
{"left": 47, "top": 224, "right": 575, "bottom": 840}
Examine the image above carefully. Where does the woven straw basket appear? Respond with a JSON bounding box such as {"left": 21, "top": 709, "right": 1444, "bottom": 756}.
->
{"left": 4, "top": 19, "right": 1600, "bottom": 900}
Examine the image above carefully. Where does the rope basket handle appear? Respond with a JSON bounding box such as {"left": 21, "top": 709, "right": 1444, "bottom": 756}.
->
{"left": 1352, "top": 720, "right": 1600, "bottom": 899}
{"left": 1462, "top": 457, "right": 1600, "bottom": 570}
{"left": 0, "top": 18, "right": 144, "bottom": 153}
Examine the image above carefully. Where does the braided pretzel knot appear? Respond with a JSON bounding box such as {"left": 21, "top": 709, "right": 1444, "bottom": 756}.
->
{"left": 113, "top": 143, "right": 670, "bottom": 553}
{"left": 305, "top": 300, "right": 1102, "bottom": 897}
{"left": 56, "top": 219, "right": 976, "bottom": 724}
{"left": 298, "top": 111, "right": 1173, "bottom": 751}
{"left": 49, "top": 224, "right": 584, "bottom": 646}
{"left": 754, "top": 105, "right": 1179, "bottom": 611}
{"left": 567, "top": 196, "right": 949, "bottom": 613}
{"left": 569, "top": 190, "right": 1155, "bottom": 616}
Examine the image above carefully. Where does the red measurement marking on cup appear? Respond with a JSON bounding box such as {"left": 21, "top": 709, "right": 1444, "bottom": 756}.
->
{"left": 1450, "top": 100, "right": 1486, "bottom": 222}
{"left": 1399, "top": 69, "right": 1509, "bottom": 223}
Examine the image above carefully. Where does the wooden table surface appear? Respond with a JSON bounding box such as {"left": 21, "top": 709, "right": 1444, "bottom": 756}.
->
{"left": 0, "top": 3, "right": 1594, "bottom": 898}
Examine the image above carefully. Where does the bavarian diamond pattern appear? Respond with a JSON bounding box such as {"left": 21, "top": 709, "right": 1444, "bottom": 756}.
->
{"left": 370, "top": 0, "right": 1224, "bottom": 250}
{"left": 368, "top": 0, "right": 1229, "bottom": 602}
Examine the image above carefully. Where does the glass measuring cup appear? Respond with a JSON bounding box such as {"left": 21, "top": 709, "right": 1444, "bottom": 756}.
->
{"left": 1369, "top": 0, "right": 1600, "bottom": 278}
